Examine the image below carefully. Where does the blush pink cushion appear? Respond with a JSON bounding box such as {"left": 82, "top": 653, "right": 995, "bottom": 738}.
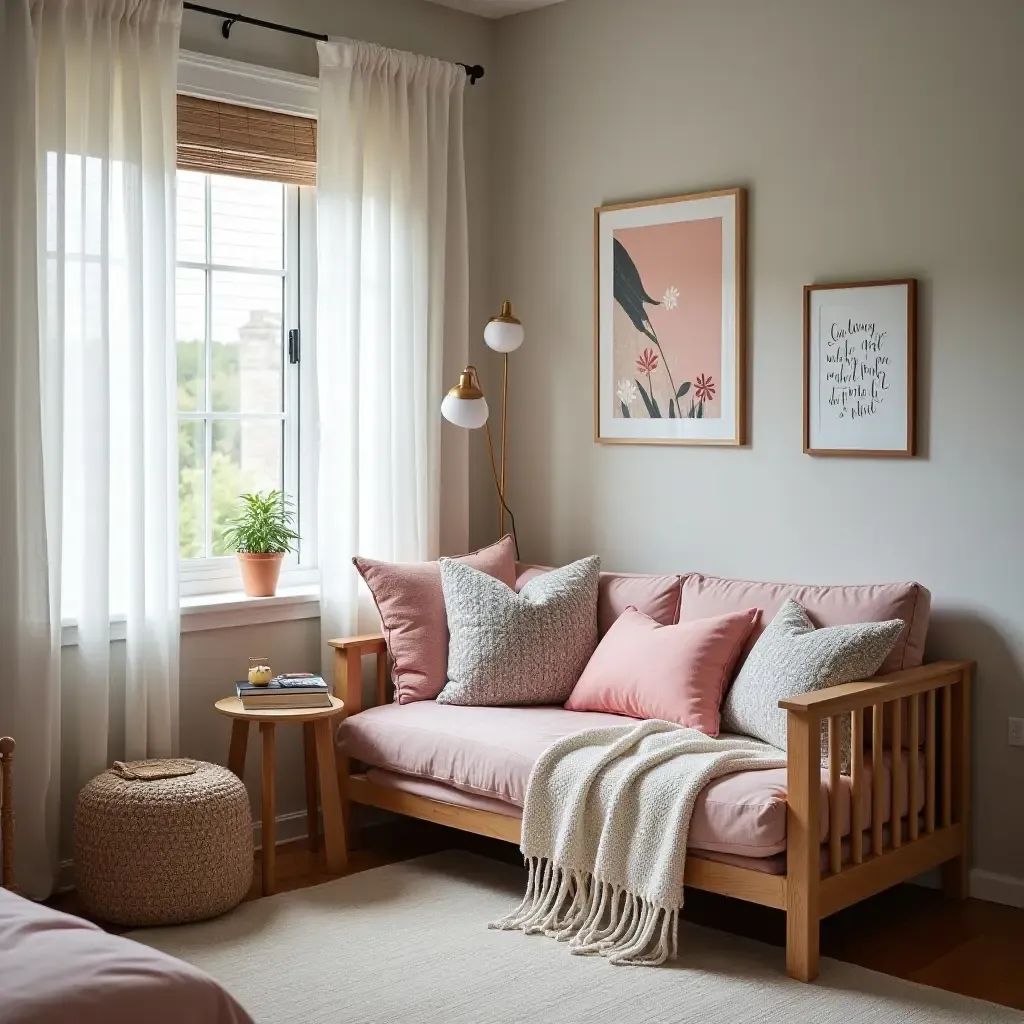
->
{"left": 679, "top": 574, "right": 931, "bottom": 675}
{"left": 515, "top": 564, "right": 682, "bottom": 635}
{"left": 564, "top": 607, "right": 758, "bottom": 735}
{"left": 340, "top": 702, "right": 925, "bottom": 858}
{"left": 354, "top": 535, "right": 517, "bottom": 704}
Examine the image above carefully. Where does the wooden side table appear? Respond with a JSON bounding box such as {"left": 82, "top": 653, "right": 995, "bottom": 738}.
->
{"left": 214, "top": 696, "right": 347, "bottom": 895}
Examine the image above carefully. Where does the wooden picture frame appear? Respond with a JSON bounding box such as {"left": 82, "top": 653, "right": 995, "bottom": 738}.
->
{"left": 803, "top": 279, "right": 917, "bottom": 457}
{"left": 594, "top": 188, "right": 746, "bottom": 446}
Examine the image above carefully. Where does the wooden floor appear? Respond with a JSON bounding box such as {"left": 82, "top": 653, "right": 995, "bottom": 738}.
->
{"left": 55, "top": 817, "right": 1024, "bottom": 1010}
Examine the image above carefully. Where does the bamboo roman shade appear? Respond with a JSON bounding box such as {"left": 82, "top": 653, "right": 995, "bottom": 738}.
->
{"left": 177, "top": 95, "right": 317, "bottom": 187}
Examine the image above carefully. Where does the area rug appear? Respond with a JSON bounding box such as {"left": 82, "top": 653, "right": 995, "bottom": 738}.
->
{"left": 130, "top": 852, "right": 1022, "bottom": 1024}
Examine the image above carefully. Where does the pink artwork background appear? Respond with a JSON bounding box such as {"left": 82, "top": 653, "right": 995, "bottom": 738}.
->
{"left": 612, "top": 217, "right": 723, "bottom": 418}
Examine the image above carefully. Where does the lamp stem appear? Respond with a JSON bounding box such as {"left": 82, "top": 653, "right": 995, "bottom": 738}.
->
{"left": 468, "top": 365, "right": 519, "bottom": 559}
{"left": 499, "top": 353, "right": 509, "bottom": 537}
{"left": 484, "top": 418, "right": 519, "bottom": 561}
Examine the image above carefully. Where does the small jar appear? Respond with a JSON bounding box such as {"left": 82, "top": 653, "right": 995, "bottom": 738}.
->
{"left": 247, "top": 658, "right": 273, "bottom": 686}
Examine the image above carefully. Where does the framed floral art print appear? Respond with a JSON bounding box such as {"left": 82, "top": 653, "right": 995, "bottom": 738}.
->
{"left": 594, "top": 188, "right": 746, "bottom": 445}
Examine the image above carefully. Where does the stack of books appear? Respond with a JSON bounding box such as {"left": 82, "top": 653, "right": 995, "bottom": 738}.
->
{"left": 236, "top": 674, "right": 332, "bottom": 710}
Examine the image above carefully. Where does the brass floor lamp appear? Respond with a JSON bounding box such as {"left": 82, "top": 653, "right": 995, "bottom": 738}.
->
{"left": 441, "top": 300, "right": 524, "bottom": 558}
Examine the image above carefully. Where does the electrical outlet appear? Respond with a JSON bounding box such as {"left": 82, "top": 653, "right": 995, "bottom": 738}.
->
{"left": 1009, "top": 718, "right": 1024, "bottom": 747}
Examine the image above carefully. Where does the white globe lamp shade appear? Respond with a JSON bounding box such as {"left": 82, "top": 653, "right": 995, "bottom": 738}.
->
{"left": 441, "top": 367, "right": 489, "bottom": 429}
{"left": 441, "top": 392, "right": 489, "bottom": 430}
{"left": 484, "top": 300, "right": 524, "bottom": 353}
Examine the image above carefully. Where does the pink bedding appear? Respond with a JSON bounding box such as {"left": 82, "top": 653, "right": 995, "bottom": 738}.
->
{"left": 0, "top": 887, "right": 252, "bottom": 1024}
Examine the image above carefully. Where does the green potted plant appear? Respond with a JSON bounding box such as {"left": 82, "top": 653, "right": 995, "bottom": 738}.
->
{"left": 223, "top": 490, "right": 300, "bottom": 598}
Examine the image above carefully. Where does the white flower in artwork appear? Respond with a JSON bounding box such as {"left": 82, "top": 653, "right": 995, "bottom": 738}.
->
{"left": 662, "top": 285, "right": 679, "bottom": 310}
{"left": 616, "top": 378, "right": 639, "bottom": 406}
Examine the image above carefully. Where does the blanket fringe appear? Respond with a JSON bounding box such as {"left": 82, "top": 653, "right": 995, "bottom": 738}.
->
{"left": 490, "top": 857, "right": 678, "bottom": 967}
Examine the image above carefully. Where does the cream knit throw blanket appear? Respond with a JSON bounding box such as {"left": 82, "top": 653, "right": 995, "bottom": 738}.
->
{"left": 490, "top": 720, "right": 786, "bottom": 966}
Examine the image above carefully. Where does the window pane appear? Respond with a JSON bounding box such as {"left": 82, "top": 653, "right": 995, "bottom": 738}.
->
{"left": 210, "top": 271, "right": 283, "bottom": 413}
{"left": 176, "top": 169, "right": 206, "bottom": 263}
{"left": 210, "top": 175, "right": 283, "bottom": 270}
{"left": 211, "top": 419, "right": 283, "bottom": 556}
{"left": 179, "top": 419, "right": 206, "bottom": 559}
{"left": 176, "top": 267, "right": 206, "bottom": 411}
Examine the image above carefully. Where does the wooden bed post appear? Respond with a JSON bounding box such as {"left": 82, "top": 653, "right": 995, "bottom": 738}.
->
{"left": 785, "top": 708, "right": 821, "bottom": 982}
{"left": 0, "top": 737, "right": 14, "bottom": 891}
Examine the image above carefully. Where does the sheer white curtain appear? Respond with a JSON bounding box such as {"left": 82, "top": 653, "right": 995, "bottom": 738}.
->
{"left": 0, "top": 0, "right": 181, "bottom": 898}
{"left": 316, "top": 40, "right": 469, "bottom": 662}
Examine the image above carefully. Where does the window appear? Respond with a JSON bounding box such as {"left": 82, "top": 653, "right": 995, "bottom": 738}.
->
{"left": 175, "top": 169, "right": 317, "bottom": 595}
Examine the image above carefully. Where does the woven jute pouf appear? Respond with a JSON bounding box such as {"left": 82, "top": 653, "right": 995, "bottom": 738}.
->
{"left": 74, "top": 759, "right": 253, "bottom": 927}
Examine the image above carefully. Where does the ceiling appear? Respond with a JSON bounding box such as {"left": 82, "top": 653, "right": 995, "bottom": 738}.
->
{"left": 424, "top": 0, "right": 567, "bottom": 17}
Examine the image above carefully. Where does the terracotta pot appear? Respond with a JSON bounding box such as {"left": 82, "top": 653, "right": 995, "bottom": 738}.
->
{"left": 237, "top": 553, "right": 284, "bottom": 597}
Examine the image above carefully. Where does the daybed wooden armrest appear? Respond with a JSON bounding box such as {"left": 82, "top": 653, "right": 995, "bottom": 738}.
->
{"left": 779, "top": 660, "right": 973, "bottom": 981}
{"left": 327, "top": 633, "right": 388, "bottom": 715}
{"left": 779, "top": 661, "right": 972, "bottom": 715}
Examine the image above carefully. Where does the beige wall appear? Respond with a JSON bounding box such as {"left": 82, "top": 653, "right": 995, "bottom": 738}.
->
{"left": 483, "top": 0, "right": 1024, "bottom": 883}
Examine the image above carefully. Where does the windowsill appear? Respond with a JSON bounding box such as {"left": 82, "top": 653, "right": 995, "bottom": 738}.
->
{"left": 181, "top": 584, "right": 320, "bottom": 633}
{"left": 60, "top": 585, "right": 320, "bottom": 646}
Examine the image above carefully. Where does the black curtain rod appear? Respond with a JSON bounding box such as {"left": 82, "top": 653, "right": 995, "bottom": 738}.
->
{"left": 182, "top": 3, "right": 485, "bottom": 83}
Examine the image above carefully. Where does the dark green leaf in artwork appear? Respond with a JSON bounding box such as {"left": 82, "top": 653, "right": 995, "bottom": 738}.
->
{"left": 636, "top": 378, "right": 661, "bottom": 419}
{"left": 687, "top": 398, "right": 695, "bottom": 417}
{"left": 620, "top": 401, "right": 631, "bottom": 419}
{"left": 636, "top": 378, "right": 656, "bottom": 418}
{"left": 613, "top": 239, "right": 661, "bottom": 343}
{"left": 676, "top": 382, "right": 691, "bottom": 399}
{"left": 668, "top": 399, "right": 676, "bottom": 418}
{"left": 696, "top": 400, "right": 704, "bottom": 419}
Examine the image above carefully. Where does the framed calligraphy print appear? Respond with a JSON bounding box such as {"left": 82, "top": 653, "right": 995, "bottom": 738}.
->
{"left": 803, "top": 279, "right": 917, "bottom": 457}
{"left": 594, "top": 188, "right": 746, "bottom": 445}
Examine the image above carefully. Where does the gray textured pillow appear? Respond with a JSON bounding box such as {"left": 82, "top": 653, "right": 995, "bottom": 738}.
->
{"left": 437, "top": 555, "right": 600, "bottom": 706}
{"left": 720, "top": 599, "right": 904, "bottom": 771}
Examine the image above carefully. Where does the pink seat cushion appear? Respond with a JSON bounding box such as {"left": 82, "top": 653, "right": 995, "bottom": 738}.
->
{"left": 515, "top": 564, "right": 682, "bottom": 635}
{"left": 339, "top": 702, "right": 924, "bottom": 858}
{"left": 679, "top": 574, "right": 931, "bottom": 675}
{"left": 354, "top": 536, "right": 517, "bottom": 704}
{"left": 565, "top": 607, "right": 758, "bottom": 735}
{"left": 360, "top": 770, "right": 880, "bottom": 876}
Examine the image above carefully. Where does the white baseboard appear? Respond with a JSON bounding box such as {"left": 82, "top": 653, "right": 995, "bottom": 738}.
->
{"left": 56, "top": 810, "right": 313, "bottom": 893}
{"left": 970, "top": 869, "right": 1024, "bottom": 908}
{"left": 253, "top": 809, "right": 310, "bottom": 851}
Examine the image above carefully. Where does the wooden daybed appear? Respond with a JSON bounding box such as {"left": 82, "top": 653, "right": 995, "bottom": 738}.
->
{"left": 330, "top": 635, "right": 971, "bottom": 983}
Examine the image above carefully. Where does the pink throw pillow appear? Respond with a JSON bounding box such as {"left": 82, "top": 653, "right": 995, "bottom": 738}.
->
{"left": 565, "top": 606, "right": 759, "bottom": 736}
{"left": 354, "top": 536, "right": 517, "bottom": 704}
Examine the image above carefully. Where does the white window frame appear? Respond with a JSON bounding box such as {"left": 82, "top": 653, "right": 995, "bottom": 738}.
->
{"left": 177, "top": 52, "right": 320, "bottom": 600}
